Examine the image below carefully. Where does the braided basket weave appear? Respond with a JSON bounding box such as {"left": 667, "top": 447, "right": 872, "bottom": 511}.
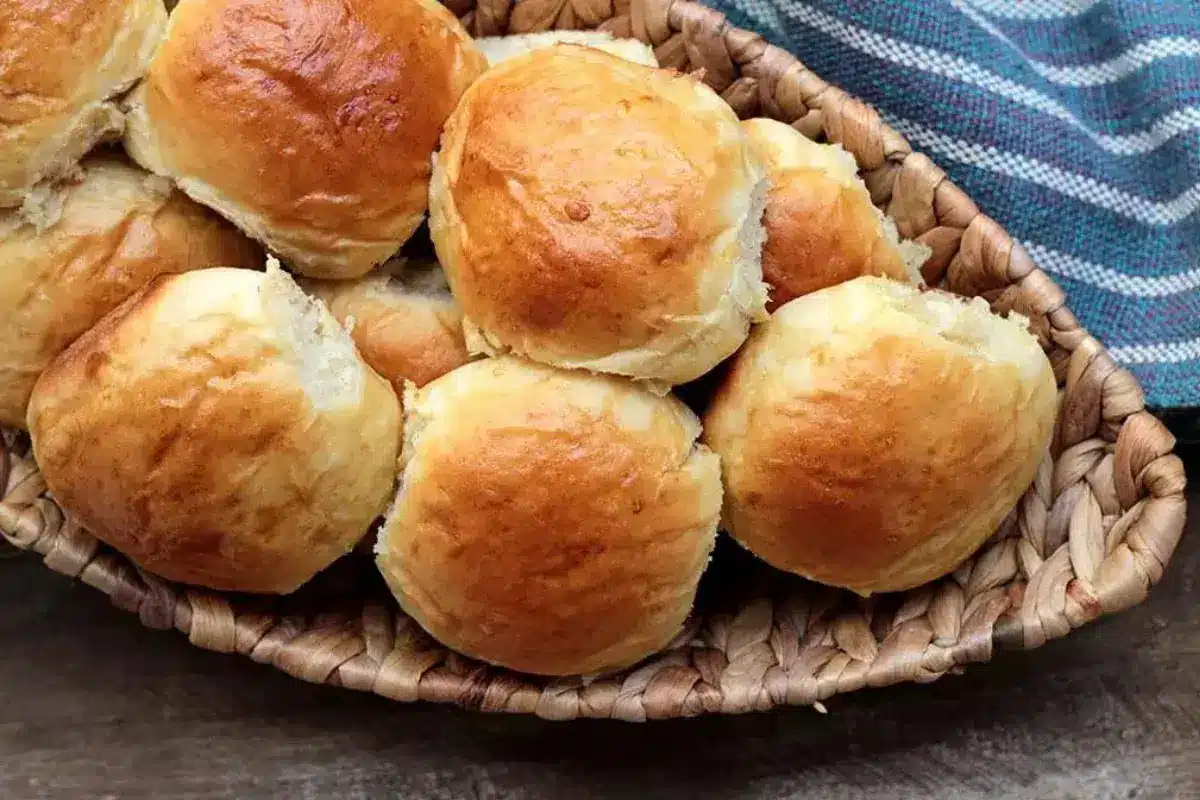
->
{"left": 0, "top": 0, "right": 1189, "bottom": 721}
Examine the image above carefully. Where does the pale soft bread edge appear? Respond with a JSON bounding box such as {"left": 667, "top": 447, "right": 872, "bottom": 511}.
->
{"left": 475, "top": 31, "right": 659, "bottom": 67}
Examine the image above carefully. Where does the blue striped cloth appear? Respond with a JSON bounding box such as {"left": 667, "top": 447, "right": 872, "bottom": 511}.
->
{"left": 711, "top": 0, "right": 1200, "bottom": 409}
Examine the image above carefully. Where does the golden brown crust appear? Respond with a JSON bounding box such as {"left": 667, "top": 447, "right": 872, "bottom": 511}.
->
{"left": 302, "top": 262, "right": 470, "bottom": 391}
{"left": 761, "top": 170, "right": 912, "bottom": 310}
{"left": 742, "top": 118, "right": 919, "bottom": 311}
{"left": 704, "top": 277, "right": 1058, "bottom": 594}
{"left": 0, "top": 0, "right": 166, "bottom": 205}
{"left": 124, "top": 0, "right": 486, "bottom": 279}
{"left": 27, "top": 268, "right": 401, "bottom": 594}
{"left": 0, "top": 156, "right": 262, "bottom": 428}
{"left": 430, "top": 46, "right": 767, "bottom": 386}
{"left": 377, "top": 357, "right": 722, "bottom": 676}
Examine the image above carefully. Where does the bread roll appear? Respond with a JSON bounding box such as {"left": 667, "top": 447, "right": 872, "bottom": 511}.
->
{"left": 376, "top": 357, "right": 722, "bottom": 676}
{"left": 301, "top": 259, "right": 470, "bottom": 391}
{"left": 0, "top": 0, "right": 166, "bottom": 207}
{"left": 0, "top": 155, "right": 262, "bottom": 429}
{"left": 742, "top": 118, "right": 928, "bottom": 311}
{"left": 27, "top": 264, "right": 401, "bottom": 594}
{"left": 704, "top": 277, "right": 1057, "bottom": 595}
{"left": 430, "top": 46, "right": 768, "bottom": 388}
{"left": 123, "top": 0, "right": 487, "bottom": 279}
{"left": 475, "top": 31, "right": 658, "bottom": 67}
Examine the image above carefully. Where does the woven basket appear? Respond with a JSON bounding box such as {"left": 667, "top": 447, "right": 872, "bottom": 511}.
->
{"left": 0, "top": 0, "right": 1189, "bottom": 721}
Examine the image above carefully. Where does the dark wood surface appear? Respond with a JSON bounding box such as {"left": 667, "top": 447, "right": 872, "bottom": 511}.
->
{"left": 1, "top": 449, "right": 1195, "bottom": 800}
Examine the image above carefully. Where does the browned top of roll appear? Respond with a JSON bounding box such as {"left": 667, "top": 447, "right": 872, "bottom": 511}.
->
{"left": 377, "top": 357, "right": 722, "bottom": 676}
{"left": 124, "top": 0, "right": 486, "bottom": 279}
{"left": 302, "top": 260, "right": 470, "bottom": 391}
{"left": 431, "top": 46, "right": 767, "bottom": 386}
{"left": 742, "top": 119, "right": 925, "bottom": 311}
{"left": 27, "top": 266, "right": 401, "bottom": 594}
{"left": 704, "top": 277, "right": 1058, "bottom": 595}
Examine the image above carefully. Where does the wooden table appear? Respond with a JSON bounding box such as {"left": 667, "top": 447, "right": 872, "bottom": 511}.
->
{"left": 1, "top": 448, "right": 1195, "bottom": 800}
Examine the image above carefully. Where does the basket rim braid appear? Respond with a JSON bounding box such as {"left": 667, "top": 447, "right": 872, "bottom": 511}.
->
{"left": 0, "top": 0, "right": 1188, "bottom": 721}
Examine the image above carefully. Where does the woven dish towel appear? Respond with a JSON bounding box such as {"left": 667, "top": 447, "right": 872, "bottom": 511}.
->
{"left": 712, "top": 0, "right": 1200, "bottom": 409}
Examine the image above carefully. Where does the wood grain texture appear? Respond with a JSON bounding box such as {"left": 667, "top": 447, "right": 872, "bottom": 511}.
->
{"left": 0, "top": 447, "right": 1195, "bottom": 800}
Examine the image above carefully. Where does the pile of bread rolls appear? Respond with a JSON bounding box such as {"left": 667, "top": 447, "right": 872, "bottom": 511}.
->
{"left": 3, "top": 0, "right": 1057, "bottom": 677}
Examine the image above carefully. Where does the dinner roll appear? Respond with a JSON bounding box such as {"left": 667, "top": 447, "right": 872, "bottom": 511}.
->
{"left": 301, "top": 259, "right": 470, "bottom": 391}
{"left": 475, "top": 31, "right": 658, "bottom": 67}
{"left": 430, "top": 46, "right": 768, "bottom": 388}
{"left": 123, "top": 0, "right": 487, "bottom": 280}
{"left": 0, "top": 0, "right": 166, "bottom": 207}
{"left": 0, "top": 155, "right": 261, "bottom": 429}
{"left": 376, "top": 357, "right": 722, "bottom": 676}
{"left": 742, "top": 118, "right": 928, "bottom": 311}
{"left": 705, "top": 277, "right": 1057, "bottom": 595}
{"left": 27, "top": 263, "right": 401, "bottom": 594}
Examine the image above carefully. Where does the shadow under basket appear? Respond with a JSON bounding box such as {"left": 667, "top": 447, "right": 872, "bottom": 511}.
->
{"left": 0, "top": 0, "right": 1189, "bottom": 721}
